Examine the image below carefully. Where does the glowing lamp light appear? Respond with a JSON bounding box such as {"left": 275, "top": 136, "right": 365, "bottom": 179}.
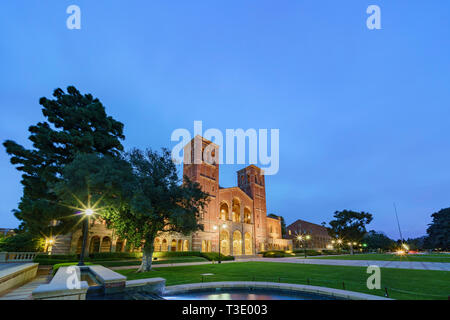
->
{"left": 84, "top": 208, "right": 94, "bottom": 216}
{"left": 337, "top": 239, "right": 342, "bottom": 244}
{"left": 306, "top": 235, "right": 311, "bottom": 240}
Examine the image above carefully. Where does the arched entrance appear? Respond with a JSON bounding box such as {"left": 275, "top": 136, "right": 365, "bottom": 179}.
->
{"left": 183, "top": 240, "right": 189, "bottom": 251}
{"left": 171, "top": 239, "right": 177, "bottom": 251}
{"left": 89, "top": 236, "right": 100, "bottom": 253}
{"left": 232, "top": 230, "right": 242, "bottom": 255}
{"left": 177, "top": 240, "right": 183, "bottom": 251}
{"left": 220, "top": 230, "right": 230, "bottom": 256}
{"left": 244, "top": 232, "right": 252, "bottom": 255}
{"left": 162, "top": 239, "right": 168, "bottom": 251}
{"left": 100, "top": 237, "right": 112, "bottom": 252}
{"left": 154, "top": 238, "right": 162, "bottom": 252}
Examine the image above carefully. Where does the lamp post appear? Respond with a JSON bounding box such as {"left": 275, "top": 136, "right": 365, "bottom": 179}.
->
{"left": 78, "top": 208, "right": 94, "bottom": 266}
{"left": 297, "top": 234, "right": 311, "bottom": 258}
{"left": 213, "top": 223, "right": 227, "bottom": 264}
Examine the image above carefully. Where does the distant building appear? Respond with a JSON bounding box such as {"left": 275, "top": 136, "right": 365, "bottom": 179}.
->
{"left": 286, "top": 219, "right": 331, "bottom": 250}
{"left": 0, "top": 228, "right": 15, "bottom": 237}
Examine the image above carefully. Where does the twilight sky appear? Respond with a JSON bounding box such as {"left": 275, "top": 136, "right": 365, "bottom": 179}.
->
{"left": 1, "top": 1, "right": 449, "bottom": 239}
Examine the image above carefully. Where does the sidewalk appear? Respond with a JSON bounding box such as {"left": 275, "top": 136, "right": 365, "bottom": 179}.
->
{"left": 110, "top": 257, "right": 450, "bottom": 271}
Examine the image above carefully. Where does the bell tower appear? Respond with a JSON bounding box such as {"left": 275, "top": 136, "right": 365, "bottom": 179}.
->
{"left": 237, "top": 165, "right": 267, "bottom": 252}
{"left": 183, "top": 135, "right": 220, "bottom": 251}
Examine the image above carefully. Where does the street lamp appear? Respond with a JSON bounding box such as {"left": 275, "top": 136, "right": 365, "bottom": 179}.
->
{"left": 78, "top": 208, "right": 95, "bottom": 266}
{"left": 213, "top": 223, "right": 227, "bottom": 264}
{"left": 297, "top": 234, "right": 311, "bottom": 258}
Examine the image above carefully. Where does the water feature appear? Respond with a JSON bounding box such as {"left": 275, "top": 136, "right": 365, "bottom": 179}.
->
{"left": 163, "top": 288, "right": 341, "bottom": 300}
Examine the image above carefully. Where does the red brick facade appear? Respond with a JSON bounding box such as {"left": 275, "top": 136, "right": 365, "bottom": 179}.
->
{"left": 286, "top": 219, "right": 331, "bottom": 250}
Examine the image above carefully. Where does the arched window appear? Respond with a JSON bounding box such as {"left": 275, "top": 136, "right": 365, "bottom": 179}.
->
{"left": 232, "top": 199, "right": 241, "bottom": 222}
{"left": 244, "top": 208, "right": 252, "bottom": 224}
{"left": 220, "top": 203, "right": 229, "bottom": 221}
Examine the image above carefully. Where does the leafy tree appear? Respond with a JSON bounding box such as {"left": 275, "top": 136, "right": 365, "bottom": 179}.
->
{"left": 405, "top": 236, "right": 427, "bottom": 251}
{"left": 0, "top": 231, "right": 45, "bottom": 252}
{"left": 363, "top": 230, "right": 396, "bottom": 251}
{"left": 326, "top": 210, "right": 373, "bottom": 254}
{"left": 268, "top": 213, "right": 286, "bottom": 236}
{"left": 425, "top": 208, "right": 450, "bottom": 250}
{"left": 3, "top": 86, "right": 124, "bottom": 236}
{"left": 57, "top": 149, "right": 209, "bottom": 272}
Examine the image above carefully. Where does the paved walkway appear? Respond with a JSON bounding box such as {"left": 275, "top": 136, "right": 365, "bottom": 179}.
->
{"left": 249, "top": 257, "right": 450, "bottom": 271}
{"left": 0, "top": 274, "right": 50, "bottom": 300}
{"left": 110, "top": 257, "right": 450, "bottom": 271}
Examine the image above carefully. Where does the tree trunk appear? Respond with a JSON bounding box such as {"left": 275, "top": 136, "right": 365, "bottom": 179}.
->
{"left": 137, "top": 239, "right": 154, "bottom": 273}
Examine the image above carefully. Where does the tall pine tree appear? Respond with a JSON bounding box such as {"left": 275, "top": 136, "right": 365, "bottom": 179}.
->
{"left": 3, "top": 86, "right": 125, "bottom": 236}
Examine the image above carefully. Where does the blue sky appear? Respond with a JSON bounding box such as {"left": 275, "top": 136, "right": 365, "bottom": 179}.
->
{"left": 1, "top": 1, "right": 449, "bottom": 239}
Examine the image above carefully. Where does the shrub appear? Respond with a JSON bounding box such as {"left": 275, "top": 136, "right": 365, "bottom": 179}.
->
{"left": 199, "top": 252, "right": 234, "bottom": 261}
{"left": 35, "top": 254, "right": 77, "bottom": 261}
{"left": 89, "top": 252, "right": 143, "bottom": 260}
{"left": 153, "top": 251, "right": 201, "bottom": 258}
{"left": 261, "top": 250, "right": 295, "bottom": 258}
{"left": 293, "top": 249, "right": 322, "bottom": 256}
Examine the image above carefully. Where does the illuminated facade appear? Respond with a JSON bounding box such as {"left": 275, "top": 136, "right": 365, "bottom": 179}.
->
{"left": 49, "top": 136, "right": 290, "bottom": 256}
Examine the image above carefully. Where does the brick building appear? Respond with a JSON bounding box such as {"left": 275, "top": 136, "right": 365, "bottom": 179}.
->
{"left": 286, "top": 219, "right": 331, "bottom": 250}
{"left": 49, "top": 136, "right": 291, "bottom": 255}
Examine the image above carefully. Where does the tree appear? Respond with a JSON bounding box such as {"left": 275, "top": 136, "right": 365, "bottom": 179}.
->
{"left": 363, "top": 230, "right": 396, "bottom": 251}
{"left": 405, "top": 236, "right": 427, "bottom": 251}
{"left": 268, "top": 213, "right": 286, "bottom": 237}
{"left": 425, "top": 208, "right": 450, "bottom": 250}
{"left": 326, "top": 210, "right": 373, "bottom": 254}
{"left": 3, "top": 86, "right": 125, "bottom": 236}
{"left": 0, "top": 231, "right": 45, "bottom": 252}
{"left": 57, "top": 149, "right": 209, "bottom": 272}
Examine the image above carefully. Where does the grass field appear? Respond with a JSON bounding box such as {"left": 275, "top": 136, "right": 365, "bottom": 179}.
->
{"left": 117, "top": 261, "right": 450, "bottom": 300}
{"left": 307, "top": 253, "right": 450, "bottom": 263}
{"left": 99, "top": 256, "right": 207, "bottom": 267}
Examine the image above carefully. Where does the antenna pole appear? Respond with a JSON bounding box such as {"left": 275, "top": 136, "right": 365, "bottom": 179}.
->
{"left": 393, "top": 202, "right": 403, "bottom": 242}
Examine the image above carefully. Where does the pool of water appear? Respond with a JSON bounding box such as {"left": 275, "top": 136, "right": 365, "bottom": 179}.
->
{"left": 163, "top": 288, "right": 338, "bottom": 300}
{"left": 80, "top": 270, "right": 101, "bottom": 286}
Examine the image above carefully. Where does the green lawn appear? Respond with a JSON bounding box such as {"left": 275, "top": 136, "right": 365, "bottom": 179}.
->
{"left": 117, "top": 261, "right": 449, "bottom": 300}
{"left": 307, "top": 253, "right": 450, "bottom": 263}
{"left": 99, "top": 256, "right": 207, "bottom": 267}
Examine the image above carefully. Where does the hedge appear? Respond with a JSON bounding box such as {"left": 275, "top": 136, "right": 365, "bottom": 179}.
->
{"left": 52, "top": 262, "right": 93, "bottom": 275}
{"left": 35, "top": 251, "right": 234, "bottom": 265}
{"left": 261, "top": 250, "right": 295, "bottom": 258}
